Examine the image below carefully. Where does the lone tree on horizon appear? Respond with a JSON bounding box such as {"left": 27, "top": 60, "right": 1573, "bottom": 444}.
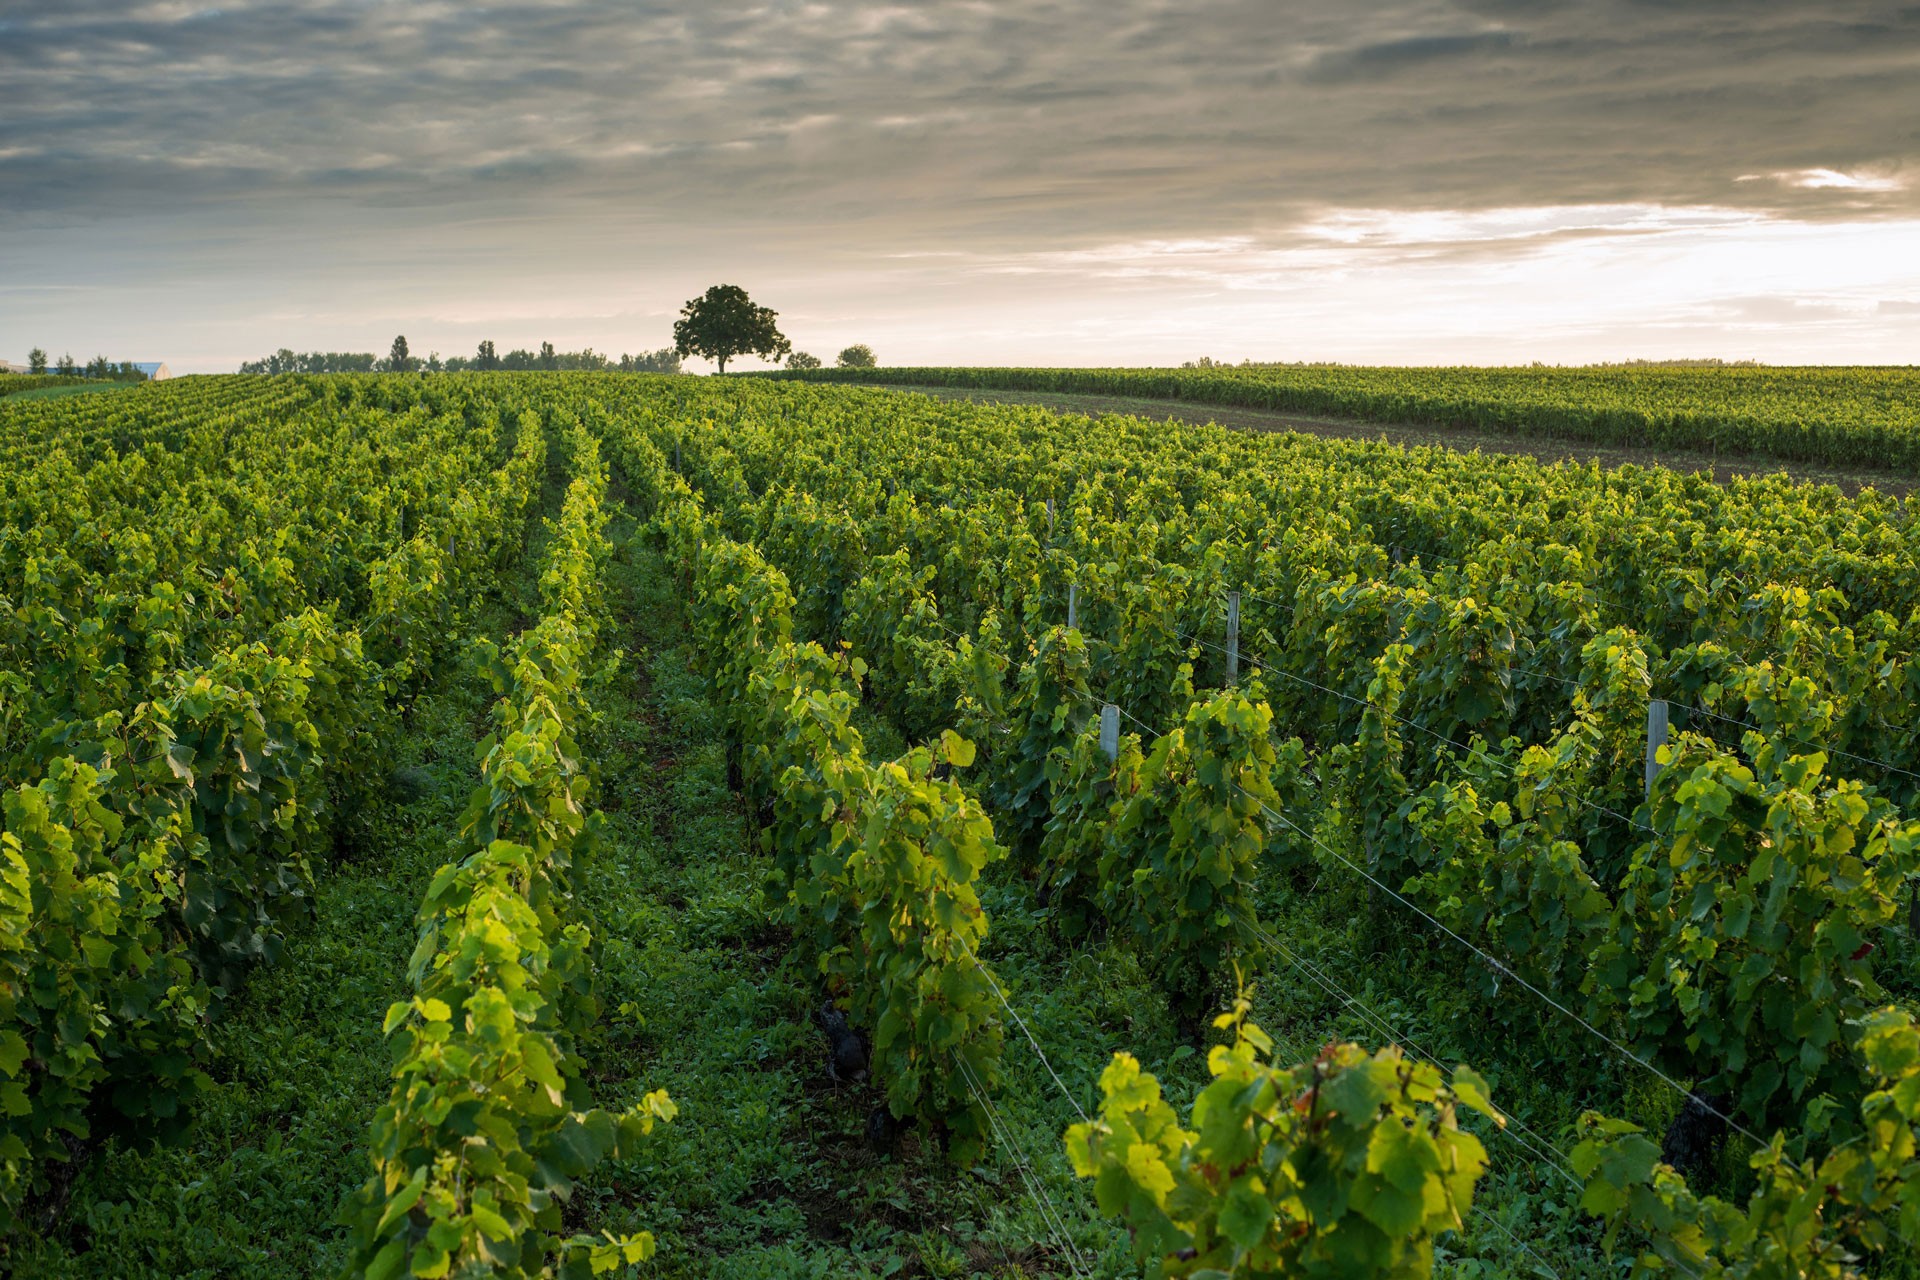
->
{"left": 673, "top": 284, "right": 790, "bottom": 374}
{"left": 387, "top": 334, "right": 413, "bottom": 372}
{"left": 837, "top": 343, "right": 876, "bottom": 369}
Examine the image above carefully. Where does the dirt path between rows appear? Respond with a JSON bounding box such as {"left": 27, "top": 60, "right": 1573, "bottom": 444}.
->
{"left": 879, "top": 384, "right": 1914, "bottom": 498}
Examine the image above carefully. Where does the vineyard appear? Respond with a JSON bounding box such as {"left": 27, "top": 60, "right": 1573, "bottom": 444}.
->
{"left": 3, "top": 372, "right": 1918, "bottom": 1278}
{"left": 0, "top": 375, "right": 100, "bottom": 400}
{"left": 768, "top": 364, "right": 1920, "bottom": 474}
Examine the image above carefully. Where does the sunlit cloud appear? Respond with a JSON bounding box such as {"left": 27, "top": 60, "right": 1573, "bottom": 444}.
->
{"left": 1294, "top": 204, "right": 1773, "bottom": 247}
{"left": 961, "top": 204, "right": 1832, "bottom": 286}
{"left": 768, "top": 207, "right": 1920, "bottom": 368}
{"left": 1737, "top": 168, "right": 1905, "bottom": 193}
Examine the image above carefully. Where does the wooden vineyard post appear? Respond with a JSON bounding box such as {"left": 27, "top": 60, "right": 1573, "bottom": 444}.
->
{"left": 1067, "top": 583, "right": 1078, "bottom": 631}
{"left": 1644, "top": 699, "right": 1670, "bottom": 798}
{"left": 1225, "top": 591, "right": 1241, "bottom": 684}
{"left": 1100, "top": 704, "right": 1120, "bottom": 761}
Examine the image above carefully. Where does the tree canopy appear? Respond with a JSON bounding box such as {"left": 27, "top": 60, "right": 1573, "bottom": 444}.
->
{"left": 673, "top": 285, "right": 790, "bottom": 373}
{"left": 837, "top": 344, "right": 876, "bottom": 369}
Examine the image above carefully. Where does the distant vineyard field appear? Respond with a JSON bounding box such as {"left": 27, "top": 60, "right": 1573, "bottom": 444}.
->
{"left": 0, "top": 373, "right": 92, "bottom": 396}
{"left": 766, "top": 363, "right": 1920, "bottom": 472}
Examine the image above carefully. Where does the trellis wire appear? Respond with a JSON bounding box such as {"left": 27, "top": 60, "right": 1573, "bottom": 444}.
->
{"left": 954, "top": 1054, "right": 1093, "bottom": 1279}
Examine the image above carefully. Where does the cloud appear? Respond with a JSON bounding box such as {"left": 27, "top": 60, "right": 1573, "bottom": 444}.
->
{"left": 1304, "top": 29, "right": 1520, "bottom": 83}
{"left": 2, "top": 1, "right": 1918, "bottom": 367}
{"left": 4, "top": 0, "right": 1917, "bottom": 236}
{"left": 1783, "top": 169, "right": 1906, "bottom": 191}
{"left": 1699, "top": 295, "right": 1866, "bottom": 324}
{"left": 1739, "top": 168, "right": 1907, "bottom": 192}
{"left": 1292, "top": 204, "right": 1770, "bottom": 248}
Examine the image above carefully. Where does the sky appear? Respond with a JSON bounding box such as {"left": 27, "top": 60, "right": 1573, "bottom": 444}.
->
{"left": 3, "top": 0, "right": 1918, "bottom": 373}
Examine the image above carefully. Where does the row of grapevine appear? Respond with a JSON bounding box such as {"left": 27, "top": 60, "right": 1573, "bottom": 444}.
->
{"left": 1068, "top": 993, "right": 1503, "bottom": 1277}
{"left": 597, "top": 386, "right": 1529, "bottom": 1270}
{"left": 0, "top": 374, "right": 92, "bottom": 396}
{"left": 1573, "top": 1003, "right": 1920, "bottom": 1276}
{"left": 598, "top": 381, "right": 1920, "bottom": 806}
{"left": 610, "top": 424, "right": 1013, "bottom": 1164}
{"left": 33, "top": 372, "right": 1900, "bottom": 1272}
{"left": 194, "top": 368, "right": 1904, "bottom": 1274}
{"left": 569, "top": 382, "right": 1511, "bottom": 1270}
{"left": 617, "top": 377, "right": 1917, "bottom": 1115}
{"left": 0, "top": 379, "right": 550, "bottom": 1233}
{"left": 563, "top": 373, "right": 1919, "bottom": 1274}
{"left": 988, "top": 632, "right": 1920, "bottom": 1273}
{"left": 343, "top": 419, "right": 675, "bottom": 1279}
{"left": 766, "top": 363, "right": 1920, "bottom": 471}
{"left": 1061, "top": 998, "right": 1920, "bottom": 1278}
{"left": 808, "top": 557, "right": 1920, "bottom": 1272}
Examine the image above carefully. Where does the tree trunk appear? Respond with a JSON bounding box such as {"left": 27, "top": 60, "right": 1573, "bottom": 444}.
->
{"left": 717, "top": 355, "right": 728, "bottom": 374}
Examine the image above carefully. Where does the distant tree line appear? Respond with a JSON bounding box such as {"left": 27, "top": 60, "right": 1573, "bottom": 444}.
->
{"left": 238, "top": 286, "right": 874, "bottom": 376}
{"left": 240, "top": 339, "right": 682, "bottom": 375}
{"left": 1181, "top": 355, "right": 1770, "bottom": 370}
{"left": 1598, "top": 357, "right": 1765, "bottom": 368}
{"left": 784, "top": 345, "right": 876, "bottom": 371}
{"left": 443, "top": 340, "right": 682, "bottom": 374}
{"left": 16, "top": 348, "right": 149, "bottom": 380}
{"left": 238, "top": 350, "right": 381, "bottom": 374}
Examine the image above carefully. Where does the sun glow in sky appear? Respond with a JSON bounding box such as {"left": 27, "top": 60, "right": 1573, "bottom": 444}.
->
{"left": 3, "top": 2, "right": 1917, "bottom": 372}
